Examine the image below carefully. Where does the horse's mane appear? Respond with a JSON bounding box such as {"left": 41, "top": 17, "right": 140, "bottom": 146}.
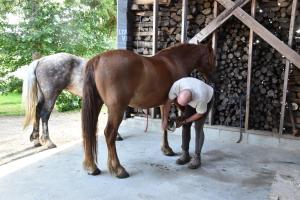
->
{"left": 155, "top": 43, "right": 199, "bottom": 55}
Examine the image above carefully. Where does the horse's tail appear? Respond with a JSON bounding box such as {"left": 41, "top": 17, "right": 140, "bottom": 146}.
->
{"left": 82, "top": 58, "right": 103, "bottom": 172}
{"left": 22, "top": 60, "right": 39, "bottom": 129}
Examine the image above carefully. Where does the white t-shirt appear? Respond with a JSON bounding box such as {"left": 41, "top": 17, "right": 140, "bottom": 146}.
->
{"left": 168, "top": 77, "right": 214, "bottom": 114}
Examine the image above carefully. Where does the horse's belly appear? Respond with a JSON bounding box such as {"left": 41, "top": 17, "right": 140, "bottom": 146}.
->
{"left": 129, "top": 92, "right": 166, "bottom": 109}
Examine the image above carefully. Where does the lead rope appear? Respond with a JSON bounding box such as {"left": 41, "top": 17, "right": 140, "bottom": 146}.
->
{"left": 144, "top": 109, "right": 149, "bottom": 132}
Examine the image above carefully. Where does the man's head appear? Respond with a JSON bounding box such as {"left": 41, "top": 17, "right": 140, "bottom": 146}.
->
{"left": 177, "top": 89, "right": 192, "bottom": 106}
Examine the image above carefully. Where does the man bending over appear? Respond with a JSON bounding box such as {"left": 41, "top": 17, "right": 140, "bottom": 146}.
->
{"left": 162, "top": 77, "right": 214, "bottom": 169}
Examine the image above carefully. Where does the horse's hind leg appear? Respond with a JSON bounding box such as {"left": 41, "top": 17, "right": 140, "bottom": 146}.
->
{"left": 30, "top": 101, "right": 43, "bottom": 147}
{"left": 40, "top": 97, "right": 57, "bottom": 149}
{"left": 105, "top": 105, "right": 129, "bottom": 178}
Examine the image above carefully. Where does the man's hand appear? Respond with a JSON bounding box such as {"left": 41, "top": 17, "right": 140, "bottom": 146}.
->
{"left": 175, "top": 116, "right": 187, "bottom": 128}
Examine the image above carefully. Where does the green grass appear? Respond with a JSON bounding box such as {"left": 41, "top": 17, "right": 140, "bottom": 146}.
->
{"left": 0, "top": 93, "right": 24, "bottom": 116}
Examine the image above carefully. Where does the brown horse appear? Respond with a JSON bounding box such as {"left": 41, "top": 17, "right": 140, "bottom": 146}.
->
{"left": 82, "top": 42, "right": 215, "bottom": 178}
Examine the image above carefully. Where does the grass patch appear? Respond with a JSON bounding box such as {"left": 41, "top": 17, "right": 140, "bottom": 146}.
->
{"left": 0, "top": 93, "right": 24, "bottom": 116}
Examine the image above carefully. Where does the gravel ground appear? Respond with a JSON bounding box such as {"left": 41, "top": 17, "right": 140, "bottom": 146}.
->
{"left": 0, "top": 111, "right": 108, "bottom": 166}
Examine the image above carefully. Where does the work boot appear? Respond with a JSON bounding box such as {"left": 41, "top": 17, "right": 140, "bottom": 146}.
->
{"left": 188, "top": 155, "right": 201, "bottom": 169}
{"left": 176, "top": 151, "right": 191, "bottom": 165}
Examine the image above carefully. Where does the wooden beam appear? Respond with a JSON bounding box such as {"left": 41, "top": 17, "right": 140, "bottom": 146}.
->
{"left": 245, "top": 0, "right": 256, "bottom": 130}
{"left": 152, "top": 0, "right": 158, "bottom": 55}
{"left": 208, "top": 0, "right": 219, "bottom": 126}
{"left": 133, "top": 0, "right": 170, "bottom": 5}
{"left": 216, "top": 0, "right": 300, "bottom": 69}
{"left": 189, "top": 0, "right": 250, "bottom": 44}
{"left": 181, "top": 0, "right": 188, "bottom": 43}
{"left": 279, "top": 0, "right": 298, "bottom": 134}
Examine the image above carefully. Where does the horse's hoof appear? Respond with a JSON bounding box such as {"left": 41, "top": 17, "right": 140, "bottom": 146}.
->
{"left": 116, "top": 135, "right": 123, "bottom": 141}
{"left": 116, "top": 169, "right": 129, "bottom": 179}
{"left": 88, "top": 168, "right": 101, "bottom": 176}
{"left": 161, "top": 146, "right": 175, "bottom": 156}
{"left": 47, "top": 143, "right": 57, "bottom": 149}
{"left": 33, "top": 139, "right": 42, "bottom": 147}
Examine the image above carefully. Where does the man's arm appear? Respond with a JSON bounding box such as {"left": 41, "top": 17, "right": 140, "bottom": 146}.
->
{"left": 176, "top": 112, "right": 205, "bottom": 128}
{"left": 185, "top": 113, "right": 204, "bottom": 123}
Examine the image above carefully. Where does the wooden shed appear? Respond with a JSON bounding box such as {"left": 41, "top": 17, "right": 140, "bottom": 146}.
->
{"left": 117, "top": 0, "right": 300, "bottom": 138}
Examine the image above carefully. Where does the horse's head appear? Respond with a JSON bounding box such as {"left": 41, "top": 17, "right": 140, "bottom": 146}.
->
{"left": 196, "top": 40, "right": 216, "bottom": 81}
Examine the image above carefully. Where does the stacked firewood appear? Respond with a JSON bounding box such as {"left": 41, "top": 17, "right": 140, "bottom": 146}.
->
{"left": 130, "top": 0, "right": 299, "bottom": 134}
{"left": 131, "top": 0, "right": 215, "bottom": 55}
{"left": 213, "top": 18, "right": 249, "bottom": 127}
{"left": 249, "top": 0, "right": 295, "bottom": 132}
{"left": 285, "top": 14, "right": 300, "bottom": 132}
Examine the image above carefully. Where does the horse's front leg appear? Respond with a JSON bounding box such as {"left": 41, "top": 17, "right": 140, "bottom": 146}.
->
{"left": 160, "top": 105, "right": 175, "bottom": 156}
{"left": 105, "top": 106, "right": 129, "bottom": 178}
{"left": 161, "top": 130, "right": 175, "bottom": 156}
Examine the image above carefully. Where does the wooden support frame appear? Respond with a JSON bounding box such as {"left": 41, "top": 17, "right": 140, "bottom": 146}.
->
{"left": 133, "top": 0, "right": 170, "bottom": 5}
{"left": 208, "top": 0, "right": 219, "bottom": 126}
{"left": 152, "top": 0, "right": 158, "bottom": 55}
{"left": 216, "top": 0, "right": 300, "bottom": 69}
{"left": 181, "top": 0, "right": 188, "bottom": 43}
{"left": 279, "top": 0, "right": 298, "bottom": 134}
{"left": 189, "top": 0, "right": 250, "bottom": 44}
{"left": 245, "top": 0, "right": 256, "bottom": 130}
{"left": 150, "top": 0, "right": 159, "bottom": 118}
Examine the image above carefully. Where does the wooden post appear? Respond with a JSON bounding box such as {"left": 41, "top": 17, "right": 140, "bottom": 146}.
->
{"left": 279, "top": 0, "right": 298, "bottom": 134}
{"left": 151, "top": 0, "right": 159, "bottom": 118}
{"left": 208, "top": 0, "right": 218, "bottom": 125}
{"left": 181, "top": 0, "right": 188, "bottom": 43}
{"left": 245, "top": 0, "right": 256, "bottom": 130}
{"left": 152, "top": 0, "right": 158, "bottom": 55}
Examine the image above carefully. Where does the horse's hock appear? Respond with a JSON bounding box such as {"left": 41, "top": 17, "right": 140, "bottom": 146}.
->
{"left": 118, "top": 0, "right": 300, "bottom": 136}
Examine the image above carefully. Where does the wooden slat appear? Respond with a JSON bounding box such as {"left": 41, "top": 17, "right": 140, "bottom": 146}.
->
{"left": 216, "top": 0, "right": 300, "bottom": 69}
{"left": 181, "top": 0, "right": 188, "bottom": 43}
{"left": 133, "top": 0, "right": 170, "bottom": 5}
{"left": 279, "top": 0, "right": 298, "bottom": 135}
{"left": 245, "top": 0, "right": 256, "bottom": 130}
{"left": 208, "top": 0, "right": 219, "bottom": 126}
{"left": 152, "top": 0, "right": 158, "bottom": 55}
{"left": 189, "top": 0, "right": 250, "bottom": 44}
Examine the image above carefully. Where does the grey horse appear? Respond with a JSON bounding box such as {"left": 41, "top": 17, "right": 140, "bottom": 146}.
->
{"left": 22, "top": 53, "right": 122, "bottom": 148}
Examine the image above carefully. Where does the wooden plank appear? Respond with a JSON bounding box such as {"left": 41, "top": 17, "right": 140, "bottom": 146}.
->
{"left": 133, "top": 0, "right": 170, "bottom": 5}
{"left": 189, "top": 0, "right": 250, "bottom": 44}
{"left": 152, "top": 0, "right": 158, "bottom": 55}
{"left": 181, "top": 0, "right": 188, "bottom": 43}
{"left": 245, "top": 0, "right": 256, "bottom": 130}
{"left": 279, "top": 0, "right": 298, "bottom": 135}
{"left": 208, "top": 0, "right": 219, "bottom": 126}
{"left": 216, "top": 0, "right": 300, "bottom": 69}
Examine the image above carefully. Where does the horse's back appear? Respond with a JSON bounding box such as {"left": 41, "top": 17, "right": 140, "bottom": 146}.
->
{"left": 35, "top": 53, "right": 86, "bottom": 96}
{"left": 91, "top": 50, "right": 174, "bottom": 108}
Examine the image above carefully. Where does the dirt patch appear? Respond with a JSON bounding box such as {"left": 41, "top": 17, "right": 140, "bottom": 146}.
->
{"left": 0, "top": 111, "right": 108, "bottom": 165}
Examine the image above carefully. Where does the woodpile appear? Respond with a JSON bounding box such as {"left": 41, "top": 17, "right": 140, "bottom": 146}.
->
{"left": 249, "top": 0, "right": 295, "bottom": 132}
{"left": 130, "top": 0, "right": 300, "bottom": 134}
{"left": 131, "top": 0, "right": 214, "bottom": 55}
{"left": 285, "top": 15, "right": 300, "bottom": 133}
{"left": 213, "top": 17, "right": 249, "bottom": 127}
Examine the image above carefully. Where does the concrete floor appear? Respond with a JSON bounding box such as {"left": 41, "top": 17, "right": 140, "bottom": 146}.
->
{"left": 0, "top": 118, "right": 300, "bottom": 200}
